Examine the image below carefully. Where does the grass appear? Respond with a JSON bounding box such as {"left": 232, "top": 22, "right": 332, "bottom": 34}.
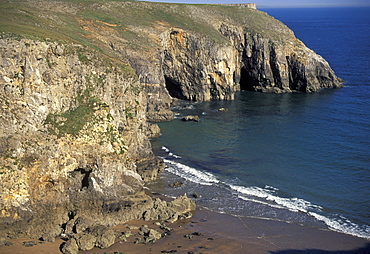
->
{"left": 44, "top": 72, "right": 100, "bottom": 138}
{"left": 0, "top": 0, "right": 293, "bottom": 52}
{"left": 44, "top": 97, "right": 98, "bottom": 137}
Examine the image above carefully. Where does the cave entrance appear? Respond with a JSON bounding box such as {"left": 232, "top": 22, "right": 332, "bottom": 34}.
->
{"left": 74, "top": 168, "right": 91, "bottom": 190}
{"left": 239, "top": 66, "right": 256, "bottom": 91}
{"left": 165, "top": 76, "right": 187, "bottom": 100}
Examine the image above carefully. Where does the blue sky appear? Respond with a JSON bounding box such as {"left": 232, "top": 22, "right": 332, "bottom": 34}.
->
{"left": 142, "top": 0, "right": 370, "bottom": 8}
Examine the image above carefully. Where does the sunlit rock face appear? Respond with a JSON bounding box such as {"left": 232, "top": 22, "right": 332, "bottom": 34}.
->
{"left": 0, "top": 39, "right": 163, "bottom": 240}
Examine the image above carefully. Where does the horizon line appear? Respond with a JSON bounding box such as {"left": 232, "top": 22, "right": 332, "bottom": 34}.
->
{"left": 139, "top": 1, "right": 370, "bottom": 8}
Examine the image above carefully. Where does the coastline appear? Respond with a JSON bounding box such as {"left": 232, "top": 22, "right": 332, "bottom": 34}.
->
{"left": 1, "top": 205, "right": 369, "bottom": 254}
{"left": 0, "top": 1, "right": 353, "bottom": 249}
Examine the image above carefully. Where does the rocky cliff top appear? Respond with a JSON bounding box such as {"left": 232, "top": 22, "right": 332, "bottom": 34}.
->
{"left": 216, "top": 3, "right": 257, "bottom": 9}
{"left": 0, "top": 0, "right": 289, "bottom": 45}
{"left": 1, "top": 0, "right": 341, "bottom": 100}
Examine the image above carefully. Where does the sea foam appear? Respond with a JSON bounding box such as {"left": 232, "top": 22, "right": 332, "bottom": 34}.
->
{"left": 159, "top": 147, "right": 370, "bottom": 239}
{"left": 229, "top": 185, "right": 323, "bottom": 213}
{"left": 163, "top": 159, "right": 219, "bottom": 186}
{"left": 308, "top": 212, "right": 370, "bottom": 240}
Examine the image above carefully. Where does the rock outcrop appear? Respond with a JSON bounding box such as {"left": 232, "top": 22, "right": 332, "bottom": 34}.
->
{"left": 0, "top": 38, "right": 195, "bottom": 241}
{"left": 0, "top": 0, "right": 342, "bottom": 243}
{"left": 182, "top": 115, "right": 200, "bottom": 122}
{"left": 0, "top": 38, "right": 154, "bottom": 239}
{"left": 162, "top": 29, "right": 237, "bottom": 101}
{"left": 161, "top": 24, "right": 342, "bottom": 101}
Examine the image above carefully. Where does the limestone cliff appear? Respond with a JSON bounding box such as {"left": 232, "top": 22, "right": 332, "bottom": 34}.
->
{"left": 160, "top": 15, "right": 342, "bottom": 101}
{"left": 0, "top": 38, "right": 167, "bottom": 240}
{"left": 0, "top": 0, "right": 342, "bottom": 242}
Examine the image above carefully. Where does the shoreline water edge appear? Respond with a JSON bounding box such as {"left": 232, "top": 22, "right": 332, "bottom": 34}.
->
{"left": 148, "top": 91, "right": 370, "bottom": 239}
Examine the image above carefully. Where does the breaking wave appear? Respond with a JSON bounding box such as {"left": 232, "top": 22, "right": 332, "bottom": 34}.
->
{"left": 163, "top": 159, "right": 219, "bottom": 186}
{"left": 159, "top": 147, "right": 370, "bottom": 240}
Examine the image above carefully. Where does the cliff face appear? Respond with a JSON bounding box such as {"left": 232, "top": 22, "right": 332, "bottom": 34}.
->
{"left": 0, "top": 38, "right": 167, "bottom": 239}
{"left": 225, "top": 24, "right": 342, "bottom": 93}
{"left": 160, "top": 24, "right": 342, "bottom": 102}
{"left": 0, "top": 0, "right": 342, "bottom": 241}
{"left": 162, "top": 29, "right": 237, "bottom": 101}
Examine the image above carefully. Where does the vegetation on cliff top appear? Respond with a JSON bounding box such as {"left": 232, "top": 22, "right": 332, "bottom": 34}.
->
{"left": 0, "top": 0, "right": 294, "bottom": 55}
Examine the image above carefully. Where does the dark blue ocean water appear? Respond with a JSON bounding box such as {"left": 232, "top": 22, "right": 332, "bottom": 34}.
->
{"left": 148, "top": 7, "right": 370, "bottom": 239}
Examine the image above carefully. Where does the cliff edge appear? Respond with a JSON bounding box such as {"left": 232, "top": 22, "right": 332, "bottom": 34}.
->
{"left": 0, "top": 0, "right": 342, "bottom": 246}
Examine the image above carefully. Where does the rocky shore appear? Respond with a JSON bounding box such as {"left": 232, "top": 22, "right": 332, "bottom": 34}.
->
{"left": 57, "top": 195, "right": 195, "bottom": 254}
{"left": 1, "top": 207, "right": 370, "bottom": 254}
{"left": 0, "top": 1, "right": 345, "bottom": 253}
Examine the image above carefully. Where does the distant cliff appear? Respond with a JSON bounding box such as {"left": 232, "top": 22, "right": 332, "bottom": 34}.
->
{"left": 0, "top": 0, "right": 342, "bottom": 243}
{"left": 219, "top": 3, "right": 257, "bottom": 9}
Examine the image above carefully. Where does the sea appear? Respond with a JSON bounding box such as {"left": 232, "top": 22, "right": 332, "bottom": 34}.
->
{"left": 147, "top": 7, "right": 370, "bottom": 239}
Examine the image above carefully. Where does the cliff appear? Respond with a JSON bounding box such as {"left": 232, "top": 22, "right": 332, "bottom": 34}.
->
{"left": 0, "top": 38, "right": 177, "bottom": 241}
{"left": 0, "top": 0, "right": 342, "bottom": 245}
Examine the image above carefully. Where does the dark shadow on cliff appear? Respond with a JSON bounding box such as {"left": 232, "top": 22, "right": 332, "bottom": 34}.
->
{"left": 240, "top": 66, "right": 257, "bottom": 91}
{"left": 269, "top": 243, "right": 370, "bottom": 254}
{"left": 165, "top": 76, "right": 187, "bottom": 100}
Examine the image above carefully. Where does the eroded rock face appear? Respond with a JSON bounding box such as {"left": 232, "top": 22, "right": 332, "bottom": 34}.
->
{"left": 234, "top": 30, "right": 342, "bottom": 93}
{"left": 134, "top": 23, "right": 343, "bottom": 118}
{"left": 162, "top": 29, "right": 237, "bottom": 101}
{"left": 0, "top": 38, "right": 163, "bottom": 239}
{"left": 159, "top": 25, "right": 342, "bottom": 102}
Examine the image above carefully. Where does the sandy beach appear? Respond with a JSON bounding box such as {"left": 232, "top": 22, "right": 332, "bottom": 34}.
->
{"left": 1, "top": 206, "right": 369, "bottom": 254}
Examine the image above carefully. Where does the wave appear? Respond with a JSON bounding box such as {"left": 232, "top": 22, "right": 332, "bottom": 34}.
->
{"left": 309, "top": 213, "right": 370, "bottom": 240}
{"left": 159, "top": 147, "right": 370, "bottom": 239}
{"left": 161, "top": 146, "right": 181, "bottom": 158}
{"left": 163, "top": 159, "right": 219, "bottom": 186}
{"left": 229, "top": 185, "right": 323, "bottom": 213}
{"left": 230, "top": 184, "right": 370, "bottom": 239}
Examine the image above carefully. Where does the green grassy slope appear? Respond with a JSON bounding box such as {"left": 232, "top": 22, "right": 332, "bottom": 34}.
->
{"left": 0, "top": 0, "right": 294, "bottom": 53}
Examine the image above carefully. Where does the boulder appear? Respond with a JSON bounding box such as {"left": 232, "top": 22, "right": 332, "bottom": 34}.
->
{"left": 139, "top": 225, "right": 150, "bottom": 235}
{"left": 168, "top": 195, "right": 196, "bottom": 213}
{"left": 143, "top": 198, "right": 174, "bottom": 221}
{"left": 148, "top": 228, "right": 162, "bottom": 240}
{"left": 145, "top": 123, "right": 161, "bottom": 138}
{"left": 88, "top": 225, "right": 115, "bottom": 249}
{"left": 61, "top": 238, "right": 79, "bottom": 254}
{"left": 74, "top": 232, "right": 96, "bottom": 251}
{"left": 142, "top": 195, "right": 195, "bottom": 223}
{"left": 74, "top": 217, "right": 95, "bottom": 234}
{"left": 192, "top": 192, "right": 200, "bottom": 198}
{"left": 136, "top": 156, "right": 165, "bottom": 182}
{"left": 169, "top": 181, "right": 184, "bottom": 188}
{"left": 137, "top": 225, "right": 163, "bottom": 243}
{"left": 182, "top": 115, "right": 200, "bottom": 122}
{"left": 0, "top": 236, "right": 7, "bottom": 246}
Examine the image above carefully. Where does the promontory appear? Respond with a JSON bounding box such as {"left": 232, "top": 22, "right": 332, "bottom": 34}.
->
{"left": 0, "top": 0, "right": 342, "bottom": 251}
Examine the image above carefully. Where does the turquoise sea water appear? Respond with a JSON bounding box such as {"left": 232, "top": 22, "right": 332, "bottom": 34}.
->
{"left": 148, "top": 7, "right": 370, "bottom": 239}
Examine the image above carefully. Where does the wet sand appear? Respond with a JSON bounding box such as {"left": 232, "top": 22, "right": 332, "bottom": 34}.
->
{"left": 1, "top": 207, "right": 369, "bottom": 254}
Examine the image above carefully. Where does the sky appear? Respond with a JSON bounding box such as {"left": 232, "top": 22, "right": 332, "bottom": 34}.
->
{"left": 142, "top": 0, "right": 370, "bottom": 8}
